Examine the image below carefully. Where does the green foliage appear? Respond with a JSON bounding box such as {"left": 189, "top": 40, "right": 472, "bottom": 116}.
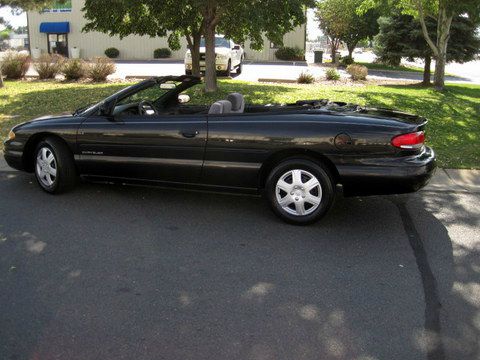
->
{"left": 0, "top": 51, "right": 30, "bottom": 79}
{"left": 297, "top": 71, "right": 315, "bottom": 84}
{"left": 374, "top": 14, "right": 480, "bottom": 65}
{"left": 1, "top": 80, "right": 479, "bottom": 168}
{"left": 346, "top": 64, "right": 368, "bottom": 80}
{"left": 33, "top": 53, "right": 65, "bottom": 79}
{"left": 82, "top": 0, "right": 313, "bottom": 91}
{"left": 340, "top": 56, "right": 355, "bottom": 66}
{"left": 104, "top": 47, "right": 120, "bottom": 59}
{"left": 88, "top": 57, "right": 115, "bottom": 82}
{"left": 62, "top": 58, "right": 86, "bottom": 81}
{"left": 325, "top": 68, "right": 341, "bottom": 80}
{"left": 153, "top": 48, "right": 172, "bottom": 59}
{"left": 316, "top": 0, "right": 380, "bottom": 56}
{"left": 275, "top": 47, "right": 305, "bottom": 61}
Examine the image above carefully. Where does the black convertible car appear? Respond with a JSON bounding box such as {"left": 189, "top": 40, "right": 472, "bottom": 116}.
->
{"left": 4, "top": 75, "right": 435, "bottom": 224}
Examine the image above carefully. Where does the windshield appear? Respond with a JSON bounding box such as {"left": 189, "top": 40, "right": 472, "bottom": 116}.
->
{"left": 200, "top": 37, "right": 230, "bottom": 48}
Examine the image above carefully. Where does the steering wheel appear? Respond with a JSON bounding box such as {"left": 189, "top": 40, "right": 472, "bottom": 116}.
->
{"left": 138, "top": 100, "right": 158, "bottom": 115}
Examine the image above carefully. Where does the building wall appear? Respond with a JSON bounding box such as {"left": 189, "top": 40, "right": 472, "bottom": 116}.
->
{"left": 27, "top": 0, "right": 306, "bottom": 61}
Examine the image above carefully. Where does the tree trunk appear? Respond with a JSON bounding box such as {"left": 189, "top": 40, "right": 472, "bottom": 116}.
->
{"left": 204, "top": 23, "right": 217, "bottom": 92}
{"left": 330, "top": 38, "right": 336, "bottom": 62}
{"left": 422, "top": 55, "right": 431, "bottom": 86}
{"left": 0, "top": 67, "right": 4, "bottom": 88}
{"left": 416, "top": 0, "right": 452, "bottom": 90}
{"left": 434, "top": 53, "right": 446, "bottom": 89}
{"left": 347, "top": 43, "right": 356, "bottom": 60}
{"left": 191, "top": 32, "right": 201, "bottom": 77}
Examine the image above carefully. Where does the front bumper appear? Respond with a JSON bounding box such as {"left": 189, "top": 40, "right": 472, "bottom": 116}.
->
{"left": 337, "top": 146, "right": 436, "bottom": 196}
{"left": 185, "top": 61, "right": 229, "bottom": 72}
{"left": 3, "top": 139, "right": 25, "bottom": 171}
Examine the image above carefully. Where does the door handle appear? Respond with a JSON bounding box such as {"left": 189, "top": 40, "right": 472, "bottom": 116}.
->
{"left": 181, "top": 131, "right": 199, "bottom": 138}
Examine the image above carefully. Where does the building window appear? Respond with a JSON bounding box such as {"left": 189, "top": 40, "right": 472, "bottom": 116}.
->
{"left": 48, "top": 33, "right": 69, "bottom": 57}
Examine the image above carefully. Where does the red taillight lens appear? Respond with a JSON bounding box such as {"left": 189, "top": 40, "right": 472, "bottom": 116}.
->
{"left": 391, "top": 131, "right": 425, "bottom": 149}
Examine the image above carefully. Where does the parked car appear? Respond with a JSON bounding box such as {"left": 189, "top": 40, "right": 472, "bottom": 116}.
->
{"left": 4, "top": 75, "right": 436, "bottom": 224}
{"left": 185, "top": 35, "right": 244, "bottom": 76}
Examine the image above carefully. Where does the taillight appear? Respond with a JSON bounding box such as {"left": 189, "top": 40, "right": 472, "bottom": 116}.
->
{"left": 391, "top": 131, "right": 425, "bottom": 150}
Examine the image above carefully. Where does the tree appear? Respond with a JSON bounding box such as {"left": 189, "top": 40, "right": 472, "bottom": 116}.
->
{"left": 0, "top": 1, "right": 57, "bottom": 88}
{"left": 83, "top": 0, "right": 204, "bottom": 78}
{"left": 83, "top": 0, "right": 313, "bottom": 93}
{"left": 316, "top": 0, "right": 379, "bottom": 61}
{"left": 360, "top": 0, "right": 480, "bottom": 90}
{"left": 375, "top": 14, "right": 480, "bottom": 85}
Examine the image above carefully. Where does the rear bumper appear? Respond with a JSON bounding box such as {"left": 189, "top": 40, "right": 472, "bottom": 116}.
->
{"left": 338, "top": 147, "right": 436, "bottom": 196}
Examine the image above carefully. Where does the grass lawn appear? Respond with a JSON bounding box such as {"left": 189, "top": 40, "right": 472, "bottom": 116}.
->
{"left": 1, "top": 79, "right": 479, "bottom": 168}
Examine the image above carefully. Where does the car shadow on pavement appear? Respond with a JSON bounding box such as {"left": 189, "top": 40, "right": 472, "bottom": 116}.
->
{"left": 0, "top": 172, "right": 477, "bottom": 360}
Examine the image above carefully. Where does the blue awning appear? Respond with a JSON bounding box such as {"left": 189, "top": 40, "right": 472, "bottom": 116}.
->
{"left": 40, "top": 22, "right": 70, "bottom": 33}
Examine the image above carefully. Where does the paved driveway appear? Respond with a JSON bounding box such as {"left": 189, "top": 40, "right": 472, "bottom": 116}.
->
{"left": 0, "top": 163, "right": 479, "bottom": 360}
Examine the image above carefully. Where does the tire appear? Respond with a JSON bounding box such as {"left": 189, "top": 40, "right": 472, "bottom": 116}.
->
{"left": 223, "top": 60, "right": 231, "bottom": 77}
{"left": 237, "top": 60, "right": 243, "bottom": 74}
{"left": 34, "top": 137, "right": 78, "bottom": 194}
{"left": 185, "top": 69, "right": 192, "bottom": 75}
{"left": 265, "top": 158, "right": 335, "bottom": 225}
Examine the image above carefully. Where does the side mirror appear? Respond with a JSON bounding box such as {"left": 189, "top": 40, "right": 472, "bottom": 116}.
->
{"left": 178, "top": 94, "right": 191, "bottom": 104}
{"left": 233, "top": 45, "right": 241, "bottom": 50}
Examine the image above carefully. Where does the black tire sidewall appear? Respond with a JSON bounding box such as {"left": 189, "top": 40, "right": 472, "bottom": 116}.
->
{"left": 34, "top": 137, "right": 77, "bottom": 194}
{"left": 266, "top": 159, "right": 335, "bottom": 225}
{"left": 34, "top": 141, "right": 60, "bottom": 193}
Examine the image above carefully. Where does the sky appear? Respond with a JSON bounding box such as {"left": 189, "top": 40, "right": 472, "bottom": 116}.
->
{"left": 0, "top": 7, "right": 27, "bottom": 29}
{"left": 0, "top": 6, "right": 322, "bottom": 39}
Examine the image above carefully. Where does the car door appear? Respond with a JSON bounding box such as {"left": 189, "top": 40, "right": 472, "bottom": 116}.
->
{"left": 77, "top": 112, "right": 207, "bottom": 184}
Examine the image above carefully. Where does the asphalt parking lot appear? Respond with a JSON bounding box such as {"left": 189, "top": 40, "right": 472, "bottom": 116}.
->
{"left": 0, "top": 164, "right": 479, "bottom": 360}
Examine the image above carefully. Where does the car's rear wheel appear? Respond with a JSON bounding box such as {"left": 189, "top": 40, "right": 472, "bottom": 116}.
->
{"left": 34, "top": 137, "right": 77, "bottom": 194}
{"left": 265, "top": 158, "right": 335, "bottom": 225}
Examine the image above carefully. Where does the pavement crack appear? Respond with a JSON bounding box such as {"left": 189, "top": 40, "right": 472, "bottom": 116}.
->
{"left": 393, "top": 198, "right": 446, "bottom": 360}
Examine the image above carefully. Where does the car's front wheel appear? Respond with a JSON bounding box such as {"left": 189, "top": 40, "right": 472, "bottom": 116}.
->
{"left": 34, "top": 137, "right": 77, "bottom": 194}
{"left": 265, "top": 158, "right": 335, "bottom": 225}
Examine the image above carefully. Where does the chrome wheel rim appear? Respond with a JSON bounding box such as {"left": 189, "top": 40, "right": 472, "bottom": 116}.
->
{"left": 36, "top": 147, "right": 57, "bottom": 187}
{"left": 275, "top": 169, "right": 322, "bottom": 216}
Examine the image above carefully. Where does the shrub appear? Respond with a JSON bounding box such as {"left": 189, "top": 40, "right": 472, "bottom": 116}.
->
{"left": 340, "top": 56, "right": 354, "bottom": 66}
{"left": 62, "top": 58, "right": 86, "bottom": 81}
{"left": 297, "top": 71, "right": 315, "bottom": 84}
{"left": 0, "top": 51, "right": 31, "bottom": 79}
{"left": 275, "top": 46, "right": 305, "bottom": 61}
{"left": 104, "top": 47, "right": 120, "bottom": 59}
{"left": 154, "top": 48, "right": 172, "bottom": 59}
{"left": 34, "top": 54, "right": 65, "bottom": 79}
{"left": 325, "top": 68, "right": 340, "bottom": 81}
{"left": 346, "top": 64, "right": 368, "bottom": 80}
{"left": 88, "top": 57, "right": 116, "bottom": 82}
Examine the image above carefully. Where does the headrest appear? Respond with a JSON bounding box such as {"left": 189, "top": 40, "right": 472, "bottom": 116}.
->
{"left": 227, "top": 93, "right": 245, "bottom": 113}
{"left": 208, "top": 100, "right": 232, "bottom": 114}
